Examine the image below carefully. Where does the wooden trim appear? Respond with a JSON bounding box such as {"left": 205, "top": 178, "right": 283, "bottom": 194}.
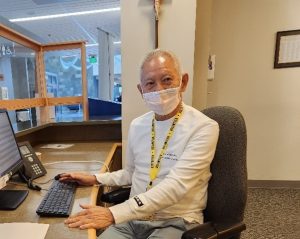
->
{"left": 42, "top": 41, "right": 85, "bottom": 52}
{"left": 0, "top": 96, "right": 83, "bottom": 110}
{"left": 81, "top": 43, "right": 89, "bottom": 120}
{"left": 0, "top": 24, "right": 40, "bottom": 51}
{"left": 89, "top": 143, "right": 119, "bottom": 203}
{"left": 0, "top": 98, "right": 45, "bottom": 110}
{"left": 88, "top": 143, "right": 122, "bottom": 239}
{"left": 155, "top": 19, "right": 159, "bottom": 48}
{"left": 36, "top": 50, "right": 49, "bottom": 122}
{"left": 47, "top": 96, "right": 83, "bottom": 106}
{"left": 248, "top": 180, "right": 300, "bottom": 188}
{"left": 36, "top": 51, "right": 47, "bottom": 98}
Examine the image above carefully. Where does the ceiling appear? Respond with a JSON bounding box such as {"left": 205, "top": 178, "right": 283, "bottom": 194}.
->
{"left": 0, "top": 0, "right": 121, "bottom": 55}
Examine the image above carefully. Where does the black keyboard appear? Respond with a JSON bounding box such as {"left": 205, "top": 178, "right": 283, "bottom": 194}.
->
{"left": 36, "top": 180, "right": 77, "bottom": 217}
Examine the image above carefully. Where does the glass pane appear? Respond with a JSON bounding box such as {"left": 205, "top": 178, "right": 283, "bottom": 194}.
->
{"left": 0, "top": 36, "right": 37, "bottom": 124}
{"left": 44, "top": 49, "right": 84, "bottom": 121}
{"left": 87, "top": 56, "right": 99, "bottom": 99}
{"left": 0, "top": 36, "right": 36, "bottom": 100}
{"left": 55, "top": 104, "right": 83, "bottom": 122}
{"left": 86, "top": 47, "right": 122, "bottom": 103}
{"left": 114, "top": 54, "right": 122, "bottom": 102}
{"left": 44, "top": 49, "right": 82, "bottom": 97}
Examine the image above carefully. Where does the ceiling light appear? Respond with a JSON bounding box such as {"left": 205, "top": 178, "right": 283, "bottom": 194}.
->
{"left": 86, "top": 43, "right": 98, "bottom": 47}
{"left": 86, "top": 41, "right": 121, "bottom": 47}
{"left": 10, "top": 7, "right": 120, "bottom": 22}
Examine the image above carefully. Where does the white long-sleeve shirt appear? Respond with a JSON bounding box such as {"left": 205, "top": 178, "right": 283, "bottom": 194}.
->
{"left": 95, "top": 103, "right": 219, "bottom": 224}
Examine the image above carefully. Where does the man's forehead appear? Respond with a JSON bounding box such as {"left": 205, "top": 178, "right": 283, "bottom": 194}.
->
{"left": 155, "top": 56, "right": 167, "bottom": 64}
{"left": 141, "top": 67, "right": 176, "bottom": 81}
{"left": 143, "top": 55, "right": 176, "bottom": 71}
{"left": 148, "top": 54, "right": 170, "bottom": 63}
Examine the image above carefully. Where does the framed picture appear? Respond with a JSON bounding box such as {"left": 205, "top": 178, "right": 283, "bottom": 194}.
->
{"left": 274, "top": 29, "right": 300, "bottom": 68}
{"left": 0, "top": 74, "right": 3, "bottom": 81}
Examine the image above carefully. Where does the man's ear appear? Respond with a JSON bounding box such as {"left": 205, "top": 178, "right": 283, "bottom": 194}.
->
{"left": 137, "top": 84, "right": 143, "bottom": 97}
{"left": 180, "top": 73, "right": 189, "bottom": 92}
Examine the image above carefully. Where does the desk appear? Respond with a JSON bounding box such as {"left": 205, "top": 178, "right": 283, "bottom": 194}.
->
{"left": 0, "top": 142, "right": 121, "bottom": 239}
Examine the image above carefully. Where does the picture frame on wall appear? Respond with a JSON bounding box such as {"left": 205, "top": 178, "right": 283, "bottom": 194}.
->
{"left": 0, "top": 74, "right": 4, "bottom": 81}
{"left": 274, "top": 29, "right": 300, "bottom": 68}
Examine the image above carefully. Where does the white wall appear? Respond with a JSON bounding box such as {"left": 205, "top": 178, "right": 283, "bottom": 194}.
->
{"left": 121, "top": 0, "right": 197, "bottom": 165}
{"left": 192, "top": 0, "right": 213, "bottom": 110}
{"left": 159, "top": 0, "right": 196, "bottom": 105}
{"left": 207, "top": 0, "right": 300, "bottom": 180}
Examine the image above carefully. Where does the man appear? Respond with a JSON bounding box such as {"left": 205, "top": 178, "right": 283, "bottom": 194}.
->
{"left": 61, "top": 49, "right": 219, "bottom": 239}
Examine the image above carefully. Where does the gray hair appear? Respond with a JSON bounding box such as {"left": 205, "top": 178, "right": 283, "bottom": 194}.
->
{"left": 140, "top": 49, "right": 182, "bottom": 79}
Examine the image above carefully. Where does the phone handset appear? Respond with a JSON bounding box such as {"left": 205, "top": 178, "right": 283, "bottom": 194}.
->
{"left": 18, "top": 141, "right": 47, "bottom": 180}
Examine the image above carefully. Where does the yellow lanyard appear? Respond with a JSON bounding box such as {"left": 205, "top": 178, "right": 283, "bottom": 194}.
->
{"left": 147, "top": 106, "right": 183, "bottom": 191}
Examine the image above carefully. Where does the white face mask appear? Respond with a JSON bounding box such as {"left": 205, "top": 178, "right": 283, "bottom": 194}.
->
{"left": 142, "top": 85, "right": 181, "bottom": 116}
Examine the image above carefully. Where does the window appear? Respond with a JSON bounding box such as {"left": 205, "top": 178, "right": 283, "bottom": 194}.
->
{"left": 0, "top": 36, "right": 37, "bottom": 123}
{"left": 44, "top": 49, "right": 85, "bottom": 121}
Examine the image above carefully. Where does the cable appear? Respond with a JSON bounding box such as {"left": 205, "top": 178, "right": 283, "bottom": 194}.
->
{"left": 32, "top": 178, "right": 54, "bottom": 185}
{"left": 28, "top": 178, "right": 42, "bottom": 191}
{"left": 43, "top": 160, "right": 110, "bottom": 172}
{"left": 42, "top": 167, "right": 102, "bottom": 172}
{"left": 18, "top": 171, "right": 41, "bottom": 191}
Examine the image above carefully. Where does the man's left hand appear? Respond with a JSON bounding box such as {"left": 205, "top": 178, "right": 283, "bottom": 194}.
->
{"left": 65, "top": 204, "right": 114, "bottom": 229}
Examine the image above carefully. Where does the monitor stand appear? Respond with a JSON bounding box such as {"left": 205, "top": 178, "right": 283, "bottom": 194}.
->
{"left": 0, "top": 190, "right": 29, "bottom": 210}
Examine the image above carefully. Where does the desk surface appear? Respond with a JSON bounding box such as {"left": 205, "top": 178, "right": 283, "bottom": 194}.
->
{"left": 0, "top": 141, "right": 116, "bottom": 239}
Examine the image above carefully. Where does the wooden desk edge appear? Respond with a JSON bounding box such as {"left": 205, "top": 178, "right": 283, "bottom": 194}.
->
{"left": 88, "top": 143, "right": 122, "bottom": 239}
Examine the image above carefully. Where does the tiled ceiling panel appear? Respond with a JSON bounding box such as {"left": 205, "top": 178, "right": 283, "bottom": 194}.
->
{"left": 0, "top": 0, "right": 120, "bottom": 54}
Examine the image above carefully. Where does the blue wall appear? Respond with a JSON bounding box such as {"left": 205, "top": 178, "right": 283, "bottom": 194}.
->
{"left": 88, "top": 98, "right": 121, "bottom": 117}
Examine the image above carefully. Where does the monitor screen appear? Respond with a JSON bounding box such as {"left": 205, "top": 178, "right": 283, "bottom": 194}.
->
{"left": 0, "top": 110, "right": 23, "bottom": 179}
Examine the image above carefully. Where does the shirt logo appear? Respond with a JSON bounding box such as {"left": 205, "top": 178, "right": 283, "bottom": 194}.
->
{"left": 164, "top": 153, "right": 178, "bottom": 161}
{"left": 133, "top": 196, "right": 144, "bottom": 207}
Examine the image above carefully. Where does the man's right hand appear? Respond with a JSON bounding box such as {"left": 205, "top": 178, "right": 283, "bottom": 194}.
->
{"left": 58, "top": 173, "right": 98, "bottom": 186}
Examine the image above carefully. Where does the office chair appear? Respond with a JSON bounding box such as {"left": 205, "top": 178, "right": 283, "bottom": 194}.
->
{"left": 101, "top": 106, "right": 248, "bottom": 239}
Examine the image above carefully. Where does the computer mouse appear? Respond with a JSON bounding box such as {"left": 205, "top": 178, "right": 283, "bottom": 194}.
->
{"left": 54, "top": 174, "right": 61, "bottom": 180}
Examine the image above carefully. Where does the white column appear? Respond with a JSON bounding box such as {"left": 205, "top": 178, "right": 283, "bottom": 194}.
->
{"left": 98, "top": 29, "right": 114, "bottom": 101}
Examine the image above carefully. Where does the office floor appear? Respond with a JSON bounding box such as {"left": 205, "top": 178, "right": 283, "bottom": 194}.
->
{"left": 241, "top": 188, "right": 300, "bottom": 239}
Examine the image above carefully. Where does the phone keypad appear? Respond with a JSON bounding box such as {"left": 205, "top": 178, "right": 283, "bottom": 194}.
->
{"left": 32, "top": 164, "right": 43, "bottom": 175}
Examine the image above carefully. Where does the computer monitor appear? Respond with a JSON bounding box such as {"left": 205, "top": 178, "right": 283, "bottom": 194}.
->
{"left": 0, "top": 109, "right": 28, "bottom": 210}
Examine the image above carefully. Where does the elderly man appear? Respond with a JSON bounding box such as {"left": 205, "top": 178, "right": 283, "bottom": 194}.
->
{"left": 62, "top": 49, "right": 219, "bottom": 239}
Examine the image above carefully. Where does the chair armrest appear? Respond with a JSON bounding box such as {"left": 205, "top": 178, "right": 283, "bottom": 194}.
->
{"left": 181, "top": 221, "right": 246, "bottom": 239}
{"left": 100, "top": 187, "right": 131, "bottom": 204}
{"left": 214, "top": 221, "right": 246, "bottom": 239}
{"left": 181, "top": 222, "right": 217, "bottom": 239}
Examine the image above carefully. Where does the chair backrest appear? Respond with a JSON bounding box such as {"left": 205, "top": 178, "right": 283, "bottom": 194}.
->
{"left": 202, "top": 106, "right": 247, "bottom": 223}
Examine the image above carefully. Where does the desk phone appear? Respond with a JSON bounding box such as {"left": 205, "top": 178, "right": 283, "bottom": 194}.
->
{"left": 18, "top": 141, "right": 47, "bottom": 180}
